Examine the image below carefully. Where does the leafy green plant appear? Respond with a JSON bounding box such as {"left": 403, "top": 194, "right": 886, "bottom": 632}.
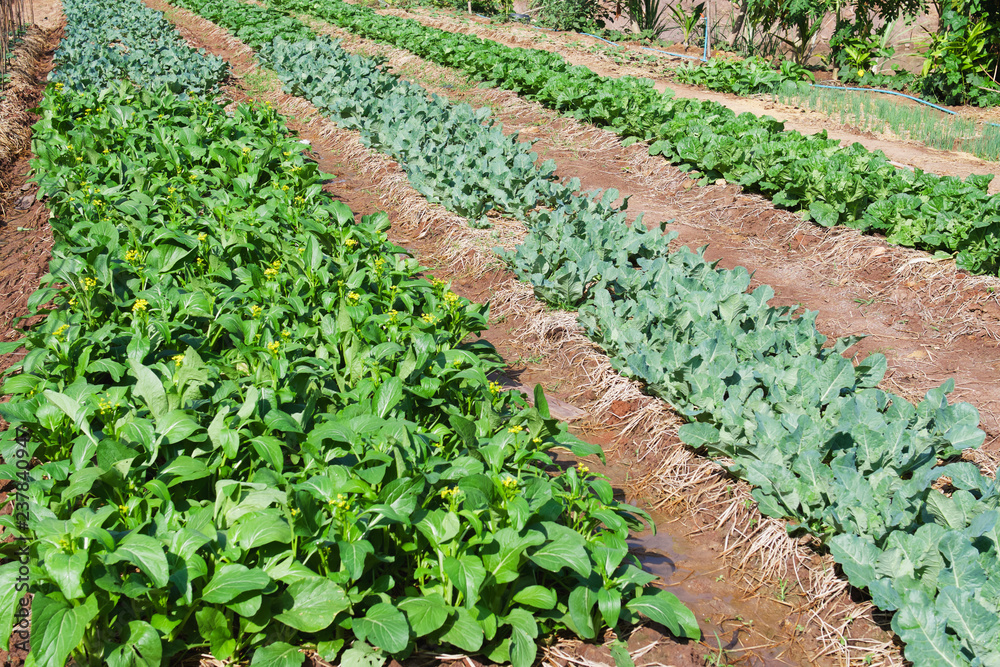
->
{"left": 48, "top": 0, "right": 227, "bottom": 93}
{"left": 624, "top": 0, "right": 671, "bottom": 37}
{"left": 531, "top": 0, "right": 610, "bottom": 33}
{"left": 664, "top": 1, "right": 704, "bottom": 47}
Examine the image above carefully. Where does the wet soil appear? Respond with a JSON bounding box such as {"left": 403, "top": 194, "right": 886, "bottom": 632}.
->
{"left": 149, "top": 3, "right": 904, "bottom": 664}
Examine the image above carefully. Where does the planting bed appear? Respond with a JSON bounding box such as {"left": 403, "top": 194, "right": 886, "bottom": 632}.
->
{"left": 1, "top": 0, "right": 999, "bottom": 664}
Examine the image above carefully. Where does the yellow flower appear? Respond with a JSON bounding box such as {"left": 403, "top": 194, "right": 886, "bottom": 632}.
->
{"left": 189, "top": 174, "right": 198, "bottom": 181}
{"left": 420, "top": 313, "right": 437, "bottom": 324}
{"left": 387, "top": 309, "right": 398, "bottom": 322}
{"left": 242, "top": 146, "right": 251, "bottom": 154}
{"left": 102, "top": 148, "right": 110, "bottom": 154}
{"left": 82, "top": 277, "right": 97, "bottom": 291}
{"left": 267, "top": 341, "right": 280, "bottom": 354}
{"left": 250, "top": 305, "right": 263, "bottom": 318}
{"left": 264, "top": 267, "right": 278, "bottom": 278}
{"left": 489, "top": 381, "right": 502, "bottom": 396}
{"left": 577, "top": 464, "right": 590, "bottom": 476}
{"left": 53, "top": 324, "right": 69, "bottom": 340}
{"left": 281, "top": 185, "right": 289, "bottom": 192}
{"left": 444, "top": 291, "right": 459, "bottom": 305}
{"left": 197, "top": 233, "right": 207, "bottom": 242}
{"left": 124, "top": 249, "right": 140, "bottom": 263}
{"left": 69, "top": 298, "right": 77, "bottom": 307}
{"left": 347, "top": 291, "right": 360, "bottom": 303}
{"left": 118, "top": 504, "right": 128, "bottom": 515}
{"left": 507, "top": 424, "right": 523, "bottom": 434}
{"left": 502, "top": 477, "right": 518, "bottom": 491}
{"left": 281, "top": 329, "right": 291, "bottom": 339}
{"left": 132, "top": 299, "right": 149, "bottom": 313}
{"left": 172, "top": 354, "right": 184, "bottom": 367}
{"left": 271, "top": 260, "right": 282, "bottom": 270}
{"left": 344, "top": 238, "right": 357, "bottom": 248}
{"left": 532, "top": 437, "right": 542, "bottom": 444}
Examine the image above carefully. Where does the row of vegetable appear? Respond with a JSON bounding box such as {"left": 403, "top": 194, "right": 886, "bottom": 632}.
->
{"left": 255, "top": 0, "right": 1000, "bottom": 277}
{"left": 157, "top": 0, "right": 1000, "bottom": 662}
{"left": 0, "top": 0, "right": 701, "bottom": 665}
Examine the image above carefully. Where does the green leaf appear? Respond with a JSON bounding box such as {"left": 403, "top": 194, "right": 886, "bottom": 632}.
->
{"left": 251, "top": 642, "right": 306, "bottom": 667}
{"left": 443, "top": 555, "right": 487, "bottom": 607}
{"left": 355, "top": 602, "right": 410, "bottom": 653}
{"left": 338, "top": 539, "right": 374, "bottom": 581}
{"left": 111, "top": 533, "right": 170, "bottom": 588}
{"left": 610, "top": 640, "right": 635, "bottom": 667}
{"left": 528, "top": 522, "right": 590, "bottom": 576}
{"left": 512, "top": 585, "right": 557, "bottom": 609}
{"left": 156, "top": 410, "right": 202, "bottom": 445}
{"left": 510, "top": 626, "right": 537, "bottom": 667}
{"left": 106, "top": 621, "right": 162, "bottom": 667}
{"left": 275, "top": 577, "right": 349, "bottom": 633}
{"left": 27, "top": 594, "right": 98, "bottom": 667}
{"left": 398, "top": 594, "right": 450, "bottom": 637}
{"left": 0, "top": 563, "right": 23, "bottom": 650}
{"left": 568, "top": 584, "right": 598, "bottom": 639}
{"left": 438, "top": 605, "right": 484, "bottom": 652}
{"left": 626, "top": 589, "right": 700, "bottom": 640}
{"left": 340, "top": 640, "right": 386, "bottom": 667}
{"left": 195, "top": 607, "right": 236, "bottom": 661}
{"left": 130, "top": 362, "right": 168, "bottom": 420}
{"left": 374, "top": 376, "right": 403, "bottom": 418}
{"left": 202, "top": 563, "right": 271, "bottom": 604}
{"left": 892, "top": 593, "right": 968, "bottom": 667}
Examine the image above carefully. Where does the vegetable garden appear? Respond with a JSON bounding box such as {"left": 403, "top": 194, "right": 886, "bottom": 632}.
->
{"left": 1, "top": 0, "right": 999, "bottom": 665}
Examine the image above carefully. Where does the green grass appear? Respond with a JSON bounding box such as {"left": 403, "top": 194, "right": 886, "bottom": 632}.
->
{"left": 772, "top": 81, "right": 1000, "bottom": 162}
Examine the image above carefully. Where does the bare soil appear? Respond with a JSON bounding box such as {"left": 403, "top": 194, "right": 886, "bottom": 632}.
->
{"left": 149, "top": 3, "right": 905, "bottom": 664}
{"left": 360, "top": 3, "right": 1000, "bottom": 192}
{"left": 0, "top": 2, "right": 63, "bottom": 382}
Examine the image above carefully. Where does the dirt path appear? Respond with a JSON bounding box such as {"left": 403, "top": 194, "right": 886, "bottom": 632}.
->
{"left": 148, "top": 2, "right": 904, "bottom": 664}
{"left": 358, "top": 3, "right": 1000, "bottom": 193}
{"left": 0, "top": 6, "right": 63, "bottom": 379}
